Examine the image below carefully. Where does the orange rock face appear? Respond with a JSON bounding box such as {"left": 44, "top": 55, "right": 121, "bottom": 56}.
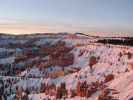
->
{"left": 76, "top": 81, "right": 99, "bottom": 98}
{"left": 89, "top": 56, "right": 97, "bottom": 68}
{"left": 14, "top": 56, "right": 27, "bottom": 63}
{"left": 50, "top": 71, "right": 65, "bottom": 79}
{"left": 104, "top": 74, "right": 114, "bottom": 83}
{"left": 16, "top": 87, "right": 29, "bottom": 100}
{"left": 70, "top": 90, "right": 77, "bottom": 98}
{"left": 52, "top": 54, "right": 74, "bottom": 67}
{"left": 56, "top": 82, "right": 68, "bottom": 99}
{"left": 98, "top": 88, "right": 118, "bottom": 100}
{"left": 40, "top": 44, "right": 74, "bottom": 67}
{"left": 40, "top": 83, "right": 46, "bottom": 93}
{"left": 89, "top": 56, "right": 97, "bottom": 65}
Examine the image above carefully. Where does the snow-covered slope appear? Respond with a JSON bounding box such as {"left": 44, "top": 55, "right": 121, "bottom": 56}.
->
{"left": 3, "top": 43, "right": 132, "bottom": 100}
{"left": 0, "top": 34, "right": 133, "bottom": 100}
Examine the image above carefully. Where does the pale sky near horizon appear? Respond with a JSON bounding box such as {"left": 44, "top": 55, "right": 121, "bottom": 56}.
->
{"left": 0, "top": 0, "right": 133, "bottom": 36}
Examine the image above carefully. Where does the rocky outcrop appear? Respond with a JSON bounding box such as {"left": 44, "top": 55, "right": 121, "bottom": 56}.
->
{"left": 50, "top": 70, "right": 65, "bottom": 79}
{"left": 56, "top": 82, "right": 68, "bottom": 99}
{"left": 40, "top": 83, "right": 46, "bottom": 93}
{"left": 98, "top": 88, "right": 118, "bottom": 100}
{"left": 16, "top": 87, "right": 29, "bottom": 100}
{"left": 52, "top": 54, "right": 74, "bottom": 67}
{"left": 104, "top": 74, "right": 115, "bottom": 83}
{"left": 89, "top": 56, "right": 97, "bottom": 69}
{"left": 70, "top": 89, "right": 77, "bottom": 98}
{"left": 76, "top": 81, "right": 97, "bottom": 97}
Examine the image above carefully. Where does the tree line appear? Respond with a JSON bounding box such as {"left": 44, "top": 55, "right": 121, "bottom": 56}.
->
{"left": 96, "top": 38, "right": 133, "bottom": 46}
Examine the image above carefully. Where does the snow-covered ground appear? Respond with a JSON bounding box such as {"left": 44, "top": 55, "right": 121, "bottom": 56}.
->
{"left": 0, "top": 34, "right": 133, "bottom": 100}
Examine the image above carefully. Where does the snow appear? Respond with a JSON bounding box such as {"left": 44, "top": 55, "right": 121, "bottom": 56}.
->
{"left": 0, "top": 57, "right": 15, "bottom": 64}
{"left": 1, "top": 35, "right": 133, "bottom": 100}
{"left": 9, "top": 43, "right": 133, "bottom": 99}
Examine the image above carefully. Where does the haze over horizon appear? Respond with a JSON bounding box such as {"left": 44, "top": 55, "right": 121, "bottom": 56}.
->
{"left": 0, "top": 0, "right": 133, "bottom": 37}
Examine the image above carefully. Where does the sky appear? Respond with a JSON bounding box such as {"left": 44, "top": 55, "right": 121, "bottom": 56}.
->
{"left": 0, "top": 0, "right": 133, "bottom": 36}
